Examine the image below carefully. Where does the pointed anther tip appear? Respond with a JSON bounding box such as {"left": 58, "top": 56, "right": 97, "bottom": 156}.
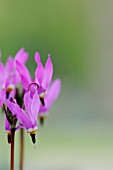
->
{"left": 40, "top": 97, "right": 45, "bottom": 106}
{"left": 39, "top": 116, "right": 45, "bottom": 125}
{"left": 30, "top": 133, "right": 36, "bottom": 144}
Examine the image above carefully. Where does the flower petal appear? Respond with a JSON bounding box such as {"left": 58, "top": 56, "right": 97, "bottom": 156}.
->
{"left": 35, "top": 52, "right": 41, "bottom": 64}
{"left": 6, "top": 56, "right": 14, "bottom": 73}
{"left": 16, "top": 60, "right": 31, "bottom": 90}
{"left": 5, "top": 99, "right": 19, "bottom": 116}
{"left": 20, "top": 74, "right": 31, "bottom": 91}
{"left": 42, "top": 55, "right": 53, "bottom": 89}
{"left": 5, "top": 78, "right": 10, "bottom": 89}
{"left": 0, "top": 89, "right": 6, "bottom": 106}
{"left": 24, "top": 91, "right": 32, "bottom": 114}
{"left": 0, "top": 61, "right": 7, "bottom": 83}
{"left": 46, "top": 79, "right": 61, "bottom": 107}
{"left": 5, "top": 116, "right": 11, "bottom": 132}
{"left": 6, "top": 99, "right": 32, "bottom": 130}
{"left": 31, "top": 91, "right": 40, "bottom": 121}
{"left": 35, "top": 62, "right": 44, "bottom": 85}
{"left": 14, "top": 48, "right": 28, "bottom": 64}
{"left": 16, "top": 60, "right": 31, "bottom": 82}
{"left": 10, "top": 72, "right": 21, "bottom": 86}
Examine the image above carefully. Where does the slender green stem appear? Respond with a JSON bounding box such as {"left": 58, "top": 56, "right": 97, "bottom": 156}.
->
{"left": 20, "top": 128, "right": 24, "bottom": 170}
{"left": 10, "top": 128, "right": 15, "bottom": 170}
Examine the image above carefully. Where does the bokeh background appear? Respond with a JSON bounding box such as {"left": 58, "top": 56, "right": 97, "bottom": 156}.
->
{"left": 0, "top": 0, "right": 113, "bottom": 170}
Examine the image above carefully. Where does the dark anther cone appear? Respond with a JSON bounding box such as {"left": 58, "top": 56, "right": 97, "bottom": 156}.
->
{"left": 40, "top": 97, "right": 45, "bottom": 106}
{"left": 40, "top": 116, "right": 45, "bottom": 125}
{"left": 6, "top": 92, "right": 10, "bottom": 99}
{"left": 30, "top": 134, "right": 36, "bottom": 144}
{"left": 7, "top": 134, "right": 11, "bottom": 144}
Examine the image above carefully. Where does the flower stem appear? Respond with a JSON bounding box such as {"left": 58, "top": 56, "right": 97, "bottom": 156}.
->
{"left": 10, "top": 128, "right": 15, "bottom": 170}
{"left": 20, "top": 128, "right": 24, "bottom": 170}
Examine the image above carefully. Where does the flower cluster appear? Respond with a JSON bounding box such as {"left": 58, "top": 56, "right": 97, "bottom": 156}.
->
{"left": 0, "top": 48, "right": 61, "bottom": 144}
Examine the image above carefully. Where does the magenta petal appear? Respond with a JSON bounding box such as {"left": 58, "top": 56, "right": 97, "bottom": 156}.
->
{"left": 35, "top": 52, "right": 41, "bottom": 64}
{"left": 5, "top": 78, "right": 10, "bottom": 89}
{"left": 16, "top": 60, "right": 31, "bottom": 90}
{"left": 16, "top": 60, "right": 31, "bottom": 82}
{"left": 9, "top": 89, "right": 16, "bottom": 99}
{"left": 35, "top": 62, "right": 44, "bottom": 85}
{"left": 6, "top": 56, "right": 14, "bottom": 73}
{"left": 24, "top": 91, "right": 32, "bottom": 114}
{"left": 6, "top": 99, "right": 32, "bottom": 130}
{"left": 10, "top": 72, "right": 21, "bottom": 86}
{"left": 20, "top": 74, "right": 31, "bottom": 91}
{"left": 31, "top": 91, "right": 40, "bottom": 121}
{"left": 16, "top": 125, "right": 24, "bottom": 131}
{"left": 0, "top": 61, "right": 7, "bottom": 83}
{"left": 46, "top": 79, "right": 61, "bottom": 106}
{"left": 39, "top": 97, "right": 48, "bottom": 113}
{"left": 14, "top": 48, "right": 28, "bottom": 64}
{"left": 42, "top": 55, "right": 53, "bottom": 89}
{"left": 18, "top": 108, "right": 32, "bottom": 130}
{"left": 22, "top": 52, "right": 29, "bottom": 64}
{"left": 5, "top": 99, "right": 19, "bottom": 116}
{"left": 0, "top": 89, "right": 6, "bottom": 106}
{"left": 5, "top": 117, "right": 11, "bottom": 132}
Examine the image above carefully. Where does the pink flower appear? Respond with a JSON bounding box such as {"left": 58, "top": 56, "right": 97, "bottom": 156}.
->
{"left": 38, "top": 79, "right": 61, "bottom": 124}
{"left": 0, "top": 78, "right": 10, "bottom": 106}
{"left": 35, "top": 52, "right": 53, "bottom": 106}
{"left": 6, "top": 91, "right": 40, "bottom": 134}
{"left": 5, "top": 48, "right": 28, "bottom": 86}
{"left": 16, "top": 52, "right": 53, "bottom": 106}
{"left": 0, "top": 48, "right": 28, "bottom": 106}
{"left": 35, "top": 52, "right": 53, "bottom": 91}
{"left": 39, "top": 79, "right": 61, "bottom": 113}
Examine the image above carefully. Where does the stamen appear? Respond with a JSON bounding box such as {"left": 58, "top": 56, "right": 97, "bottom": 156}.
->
{"left": 40, "top": 97, "right": 45, "bottom": 106}
{"left": 39, "top": 115, "right": 45, "bottom": 125}
{"left": 30, "top": 133, "right": 36, "bottom": 144}
{"left": 27, "top": 82, "right": 39, "bottom": 92}
{"left": 6, "top": 87, "right": 14, "bottom": 92}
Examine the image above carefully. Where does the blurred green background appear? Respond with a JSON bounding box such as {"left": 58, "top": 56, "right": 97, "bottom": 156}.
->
{"left": 0, "top": 0, "right": 113, "bottom": 170}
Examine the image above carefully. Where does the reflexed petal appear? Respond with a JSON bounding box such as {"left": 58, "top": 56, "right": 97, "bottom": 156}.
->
{"left": 24, "top": 91, "right": 32, "bottom": 114}
{"left": 21, "top": 52, "right": 29, "bottom": 64}
{"left": 39, "top": 97, "right": 48, "bottom": 113}
{"left": 16, "top": 60, "right": 31, "bottom": 82}
{"left": 6, "top": 99, "right": 32, "bottom": 130}
{"left": 0, "top": 89, "right": 6, "bottom": 106}
{"left": 10, "top": 72, "right": 21, "bottom": 86}
{"left": 14, "top": 48, "right": 28, "bottom": 64}
{"left": 20, "top": 74, "right": 31, "bottom": 91}
{"left": 6, "top": 56, "right": 14, "bottom": 73}
{"left": 46, "top": 79, "right": 61, "bottom": 106}
{"left": 16, "top": 125, "right": 24, "bottom": 131}
{"left": 5, "top": 117, "right": 11, "bottom": 132}
{"left": 5, "top": 99, "right": 20, "bottom": 116}
{"left": 31, "top": 91, "right": 40, "bottom": 121}
{"left": 18, "top": 108, "right": 32, "bottom": 130}
{"left": 0, "top": 61, "right": 7, "bottom": 83}
{"left": 35, "top": 52, "right": 41, "bottom": 64}
{"left": 42, "top": 55, "right": 53, "bottom": 89}
{"left": 35, "top": 62, "right": 44, "bottom": 85}
{"left": 5, "top": 78, "right": 10, "bottom": 89}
